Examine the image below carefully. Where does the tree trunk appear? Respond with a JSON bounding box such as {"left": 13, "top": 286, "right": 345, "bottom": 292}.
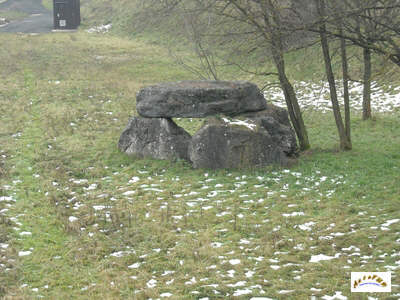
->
{"left": 270, "top": 45, "right": 310, "bottom": 152}
{"left": 317, "top": 0, "right": 351, "bottom": 151}
{"left": 263, "top": 0, "right": 310, "bottom": 152}
{"left": 363, "top": 47, "right": 372, "bottom": 120}
{"left": 340, "top": 31, "right": 352, "bottom": 149}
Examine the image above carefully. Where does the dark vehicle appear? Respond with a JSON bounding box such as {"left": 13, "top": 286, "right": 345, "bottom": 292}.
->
{"left": 53, "top": 0, "right": 80, "bottom": 30}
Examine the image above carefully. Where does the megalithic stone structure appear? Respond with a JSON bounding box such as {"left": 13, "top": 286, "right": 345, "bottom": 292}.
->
{"left": 119, "top": 80, "right": 298, "bottom": 169}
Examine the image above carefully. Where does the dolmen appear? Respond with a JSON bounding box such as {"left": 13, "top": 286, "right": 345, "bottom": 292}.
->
{"left": 118, "top": 80, "right": 298, "bottom": 169}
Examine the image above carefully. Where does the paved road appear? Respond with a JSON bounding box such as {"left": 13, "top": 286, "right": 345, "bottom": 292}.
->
{"left": 0, "top": 0, "right": 52, "bottom": 33}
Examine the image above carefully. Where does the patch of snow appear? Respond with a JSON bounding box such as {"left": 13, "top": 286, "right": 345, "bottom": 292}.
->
{"left": 122, "top": 191, "right": 135, "bottom": 196}
{"left": 0, "top": 196, "right": 14, "bottom": 202}
{"left": 19, "top": 231, "right": 32, "bottom": 236}
{"left": 128, "top": 262, "right": 141, "bottom": 269}
{"left": 68, "top": 216, "right": 78, "bottom": 222}
{"left": 93, "top": 205, "right": 106, "bottom": 211}
{"left": 0, "top": 243, "right": 9, "bottom": 249}
{"left": 295, "top": 221, "right": 316, "bottom": 231}
{"left": 233, "top": 289, "right": 252, "bottom": 296}
{"left": 18, "top": 251, "right": 32, "bottom": 257}
{"left": 321, "top": 291, "right": 347, "bottom": 300}
{"left": 146, "top": 279, "right": 157, "bottom": 288}
{"left": 381, "top": 219, "right": 400, "bottom": 230}
{"left": 211, "top": 242, "right": 223, "bottom": 248}
{"left": 227, "top": 281, "right": 247, "bottom": 287}
{"left": 342, "top": 246, "right": 360, "bottom": 252}
{"left": 222, "top": 118, "right": 257, "bottom": 130}
{"left": 128, "top": 176, "right": 140, "bottom": 183}
{"left": 84, "top": 184, "right": 97, "bottom": 191}
{"left": 309, "top": 253, "right": 340, "bottom": 263}
{"left": 270, "top": 265, "right": 281, "bottom": 270}
{"left": 278, "top": 290, "right": 294, "bottom": 294}
{"left": 161, "top": 270, "right": 175, "bottom": 276}
{"left": 185, "top": 277, "right": 197, "bottom": 285}
{"left": 87, "top": 24, "right": 112, "bottom": 34}
{"left": 229, "top": 259, "right": 241, "bottom": 265}
{"left": 265, "top": 81, "right": 400, "bottom": 114}
{"left": 282, "top": 212, "right": 305, "bottom": 217}
{"left": 245, "top": 271, "right": 255, "bottom": 278}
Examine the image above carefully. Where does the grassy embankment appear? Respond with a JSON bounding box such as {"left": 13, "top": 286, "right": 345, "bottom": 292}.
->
{"left": 0, "top": 28, "right": 399, "bottom": 299}
{"left": 41, "top": 0, "right": 52, "bottom": 11}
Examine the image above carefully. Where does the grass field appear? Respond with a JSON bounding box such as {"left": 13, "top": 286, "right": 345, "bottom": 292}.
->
{"left": 0, "top": 9, "right": 27, "bottom": 21}
{"left": 41, "top": 0, "right": 52, "bottom": 12}
{"left": 0, "top": 31, "right": 399, "bottom": 299}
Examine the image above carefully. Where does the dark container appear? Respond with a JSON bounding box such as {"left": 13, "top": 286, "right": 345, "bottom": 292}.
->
{"left": 53, "top": 0, "right": 80, "bottom": 30}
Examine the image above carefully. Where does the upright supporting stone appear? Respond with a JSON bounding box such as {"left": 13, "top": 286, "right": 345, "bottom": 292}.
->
{"left": 189, "top": 117, "right": 294, "bottom": 169}
{"left": 118, "top": 117, "right": 191, "bottom": 161}
{"left": 238, "top": 104, "right": 298, "bottom": 157}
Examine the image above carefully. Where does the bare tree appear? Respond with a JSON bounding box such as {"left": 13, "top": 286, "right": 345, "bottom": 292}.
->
{"left": 340, "top": 29, "right": 352, "bottom": 148}
{"left": 306, "top": 0, "right": 400, "bottom": 67}
{"left": 220, "top": 0, "right": 310, "bottom": 151}
{"left": 296, "top": 0, "right": 400, "bottom": 121}
{"left": 315, "top": 0, "right": 352, "bottom": 150}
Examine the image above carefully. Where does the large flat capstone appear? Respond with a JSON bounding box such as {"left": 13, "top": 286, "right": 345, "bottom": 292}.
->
{"left": 136, "top": 80, "right": 267, "bottom": 118}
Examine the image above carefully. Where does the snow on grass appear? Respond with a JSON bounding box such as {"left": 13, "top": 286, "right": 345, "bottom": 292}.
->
{"left": 295, "top": 221, "right": 316, "bottom": 231}
{"left": 19, "top": 231, "right": 32, "bottom": 236}
{"left": 70, "top": 179, "right": 88, "bottom": 185}
{"left": 68, "top": 216, "right": 78, "bottom": 222}
{"left": 278, "top": 290, "right": 295, "bottom": 294}
{"left": 127, "top": 262, "right": 141, "bottom": 269}
{"left": 18, "top": 250, "right": 32, "bottom": 257}
{"left": 86, "top": 24, "right": 112, "bottom": 34}
{"left": 282, "top": 211, "right": 305, "bottom": 217}
{"left": 264, "top": 80, "right": 400, "bottom": 113}
{"left": 309, "top": 253, "right": 341, "bottom": 263}
{"left": 229, "top": 259, "right": 241, "bottom": 265}
{"left": 6, "top": 160, "right": 396, "bottom": 298}
{"left": 233, "top": 288, "right": 253, "bottom": 296}
{"left": 146, "top": 279, "right": 157, "bottom": 288}
{"left": 0, "top": 196, "right": 15, "bottom": 202}
{"left": 122, "top": 190, "right": 135, "bottom": 196}
{"left": 341, "top": 246, "right": 360, "bottom": 252}
{"left": 381, "top": 219, "right": 400, "bottom": 230}
{"left": 321, "top": 291, "right": 347, "bottom": 300}
{"left": 211, "top": 242, "right": 223, "bottom": 248}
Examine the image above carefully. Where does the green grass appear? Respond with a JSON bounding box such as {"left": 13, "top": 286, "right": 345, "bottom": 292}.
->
{"left": 0, "top": 31, "right": 399, "bottom": 299}
{"left": 0, "top": 9, "right": 28, "bottom": 21}
{"left": 42, "top": 0, "right": 52, "bottom": 11}
{"left": 78, "top": 0, "right": 400, "bottom": 90}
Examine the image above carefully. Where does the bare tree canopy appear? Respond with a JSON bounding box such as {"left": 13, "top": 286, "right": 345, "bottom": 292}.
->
{"left": 298, "top": 0, "right": 400, "bottom": 67}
